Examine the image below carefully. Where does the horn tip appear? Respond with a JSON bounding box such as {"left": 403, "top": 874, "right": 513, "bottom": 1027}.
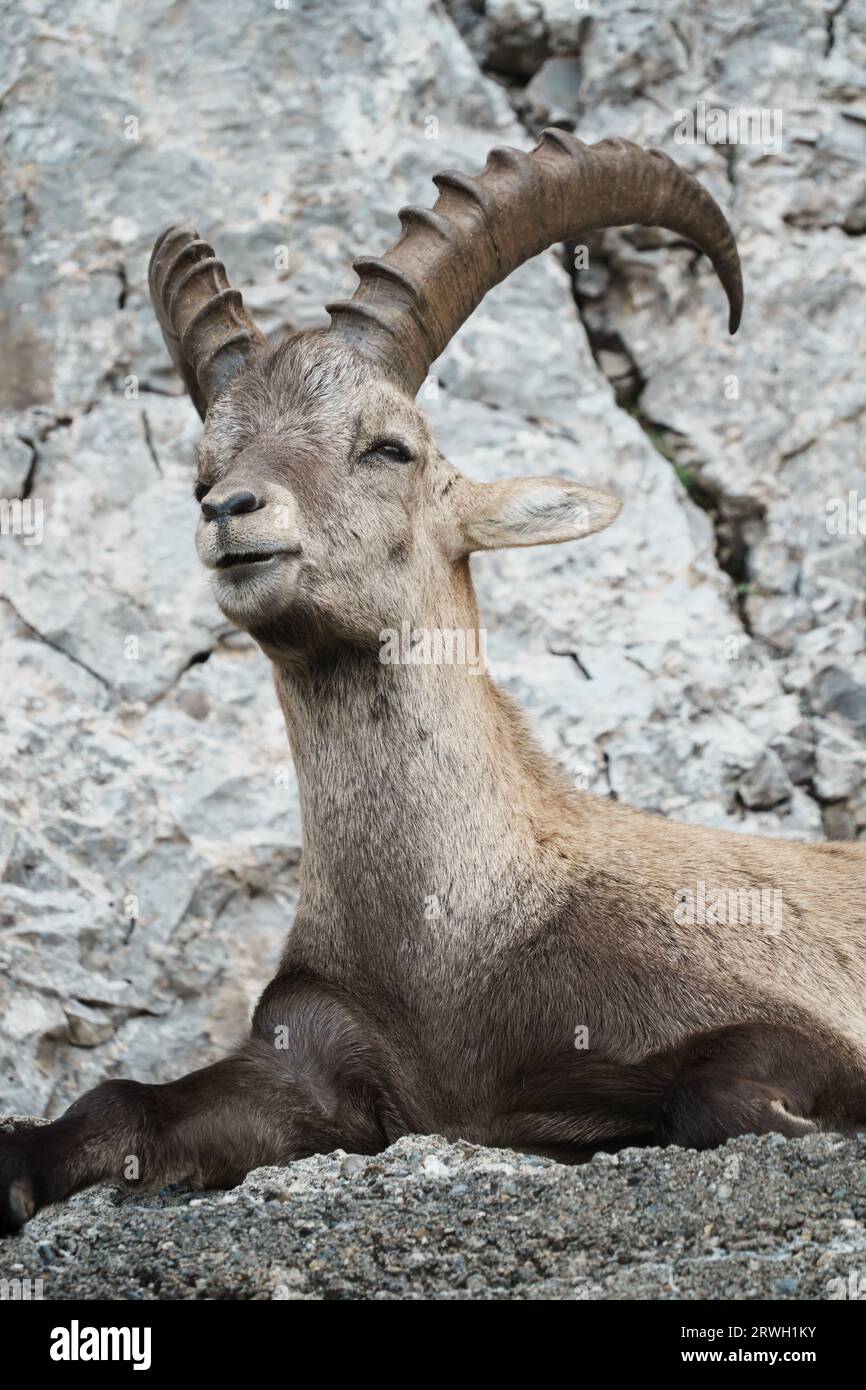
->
{"left": 151, "top": 221, "right": 201, "bottom": 252}
{"left": 149, "top": 222, "right": 200, "bottom": 276}
{"left": 152, "top": 221, "right": 198, "bottom": 247}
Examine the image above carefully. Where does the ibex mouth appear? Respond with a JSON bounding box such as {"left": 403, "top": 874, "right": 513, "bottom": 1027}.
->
{"left": 215, "top": 551, "right": 279, "bottom": 570}
{"left": 211, "top": 547, "right": 300, "bottom": 572}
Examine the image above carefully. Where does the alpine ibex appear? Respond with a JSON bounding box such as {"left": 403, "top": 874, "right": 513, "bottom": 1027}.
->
{"left": 3, "top": 131, "right": 866, "bottom": 1235}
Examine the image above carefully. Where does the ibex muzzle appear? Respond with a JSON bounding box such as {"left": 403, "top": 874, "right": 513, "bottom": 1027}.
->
{"left": 3, "top": 133, "right": 865, "bottom": 1238}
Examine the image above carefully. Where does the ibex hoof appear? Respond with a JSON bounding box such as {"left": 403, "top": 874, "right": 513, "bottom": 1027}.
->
{"left": 0, "top": 1137, "right": 38, "bottom": 1235}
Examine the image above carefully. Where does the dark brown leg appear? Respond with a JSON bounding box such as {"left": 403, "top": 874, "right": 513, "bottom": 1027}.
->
{"left": 1, "top": 976, "right": 392, "bottom": 1234}
{"left": 655, "top": 1022, "right": 866, "bottom": 1149}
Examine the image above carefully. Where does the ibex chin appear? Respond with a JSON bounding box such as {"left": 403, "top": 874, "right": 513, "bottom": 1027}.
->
{"left": 3, "top": 131, "right": 866, "bottom": 1235}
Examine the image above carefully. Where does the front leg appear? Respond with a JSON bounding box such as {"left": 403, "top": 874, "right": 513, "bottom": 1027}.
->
{"left": 1, "top": 977, "right": 393, "bottom": 1234}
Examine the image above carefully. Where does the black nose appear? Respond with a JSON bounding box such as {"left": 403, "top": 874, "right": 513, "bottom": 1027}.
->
{"left": 201, "top": 490, "right": 262, "bottom": 521}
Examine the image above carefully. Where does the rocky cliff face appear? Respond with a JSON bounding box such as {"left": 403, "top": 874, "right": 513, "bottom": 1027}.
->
{"left": 1, "top": 0, "right": 864, "bottom": 1139}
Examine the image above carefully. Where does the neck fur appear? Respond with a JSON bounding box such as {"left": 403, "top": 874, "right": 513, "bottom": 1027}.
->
{"left": 272, "top": 618, "right": 576, "bottom": 938}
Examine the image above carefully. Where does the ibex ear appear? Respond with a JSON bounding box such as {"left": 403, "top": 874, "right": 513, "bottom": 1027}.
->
{"left": 460, "top": 477, "right": 621, "bottom": 554}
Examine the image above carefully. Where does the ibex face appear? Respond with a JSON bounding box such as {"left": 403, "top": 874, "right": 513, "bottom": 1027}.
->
{"left": 189, "top": 332, "right": 621, "bottom": 649}
{"left": 191, "top": 336, "right": 441, "bottom": 645}
{"left": 149, "top": 131, "right": 742, "bottom": 654}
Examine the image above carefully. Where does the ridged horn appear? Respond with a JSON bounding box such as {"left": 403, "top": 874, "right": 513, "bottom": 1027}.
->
{"left": 326, "top": 131, "right": 743, "bottom": 396}
{"left": 148, "top": 225, "right": 267, "bottom": 419}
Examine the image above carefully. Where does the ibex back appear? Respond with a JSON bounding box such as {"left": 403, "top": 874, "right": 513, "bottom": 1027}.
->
{"left": 3, "top": 132, "right": 865, "bottom": 1233}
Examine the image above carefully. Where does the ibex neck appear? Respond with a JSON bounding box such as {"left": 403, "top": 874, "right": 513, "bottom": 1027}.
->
{"left": 272, "top": 646, "right": 574, "bottom": 932}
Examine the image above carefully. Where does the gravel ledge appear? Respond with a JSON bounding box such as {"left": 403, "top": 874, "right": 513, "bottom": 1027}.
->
{"left": 1, "top": 1122, "right": 865, "bottom": 1300}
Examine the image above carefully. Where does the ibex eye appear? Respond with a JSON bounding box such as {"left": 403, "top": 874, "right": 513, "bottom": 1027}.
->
{"left": 375, "top": 440, "right": 411, "bottom": 463}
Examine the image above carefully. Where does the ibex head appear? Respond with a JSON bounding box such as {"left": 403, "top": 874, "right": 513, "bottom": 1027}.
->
{"left": 150, "top": 132, "right": 742, "bottom": 655}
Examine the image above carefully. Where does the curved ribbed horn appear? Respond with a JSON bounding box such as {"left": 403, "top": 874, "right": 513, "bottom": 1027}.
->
{"left": 326, "top": 131, "right": 743, "bottom": 396}
{"left": 148, "top": 225, "right": 267, "bottom": 419}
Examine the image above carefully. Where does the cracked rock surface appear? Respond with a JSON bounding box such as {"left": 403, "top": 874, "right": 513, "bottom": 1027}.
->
{"left": 1, "top": 1124, "right": 865, "bottom": 1300}
{"left": 1, "top": 0, "right": 865, "bottom": 1298}
{"left": 457, "top": 0, "right": 866, "bottom": 830}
